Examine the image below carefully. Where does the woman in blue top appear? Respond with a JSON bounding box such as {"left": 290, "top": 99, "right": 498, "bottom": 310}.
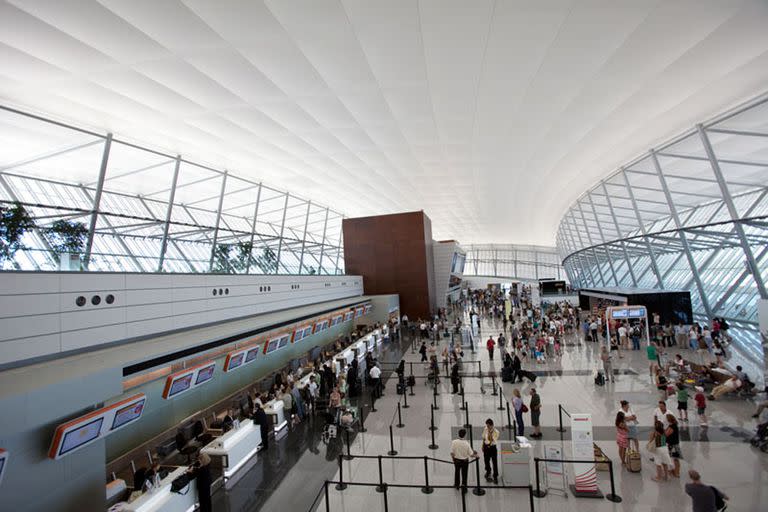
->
{"left": 512, "top": 388, "right": 525, "bottom": 436}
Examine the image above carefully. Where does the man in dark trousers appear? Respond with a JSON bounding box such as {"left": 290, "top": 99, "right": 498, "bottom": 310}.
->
{"left": 482, "top": 418, "right": 500, "bottom": 483}
{"left": 252, "top": 402, "right": 270, "bottom": 450}
{"left": 451, "top": 360, "right": 461, "bottom": 394}
{"left": 512, "top": 352, "right": 522, "bottom": 383}
{"left": 451, "top": 428, "right": 477, "bottom": 493}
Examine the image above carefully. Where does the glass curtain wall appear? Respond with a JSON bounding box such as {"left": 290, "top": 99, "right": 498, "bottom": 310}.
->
{"left": 0, "top": 106, "right": 345, "bottom": 275}
{"left": 464, "top": 244, "right": 566, "bottom": 282}
{"left": 556, "top": 94, "right": 768, "bottom": 366}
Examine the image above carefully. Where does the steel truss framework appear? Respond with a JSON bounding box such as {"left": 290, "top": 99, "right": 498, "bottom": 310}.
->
{"left": 556, "top": 94, "right": 768, "bottom": 365}
{"left": 464, "top": 244, "right": 566, "bottom": 282}
{"left": 0, "top": 106, "right": 345, "bottom": 275}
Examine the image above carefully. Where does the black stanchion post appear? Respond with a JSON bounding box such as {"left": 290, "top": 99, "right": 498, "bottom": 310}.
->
{"left": 528, "top": 485, "right": 535, "bottom": 512}
{"left": 468, "top": 427, "right": 485, "bottom": 496}
{"left": 433, "top": 386, "right": 439, "bottom": 410}
{"left": 396, "top": 402, "right": 404, "bottom": 428}
{"left": 360, "top": 405, "right": 367, "bottom": 432}
{"left": 606, "top": 460, "right": 623, "bottom": 503}
{"left": 409, "top": 378, "right": 415, "bottom": 396}
{"left": 344, "top": 428, "right": 353, "bottom": 460}
{"left": 556, "top": 404, "right": 565, "bottom": 433}
{"left": 429, "top": 404, "right": 438, "bottom": 431}
{"left": 429, "top": 418, "right": 439, "bottom": 450}
{"left": 497, "top": 390, "right": 504, "bottom": 411}
{"left": 335, "top": 455, "right": 347, "bottom": 490}
{"left": 402, "top": 386, "right": 409, "bottom": 408}
{"left": 421, "top": 456, "right": 433, "bottom": 494}
{"left": 376, "top": 455, "right": 385, "bottom": 492}
{"left": 388, "top": 425, "right": 398, "bottom": 455}
{"left": 506, "top": 401, "right": 512, "bottom": 431}
{"left": 459, "top": 385, "right": 466, "bottom": 410}
{"left": 532, "top": 458, "right": 546, "bottom": 497}
{"left": 477, "top": 360, "right": 482, "bottom": 377}
{"left": 383, "top": 480, "right": 389, "bottom": 512}
{"left": 464, "top": 403, "right": 470, "bottom": 428}
{"left": 324, "top": 481, "right": 330, "bottom": 512}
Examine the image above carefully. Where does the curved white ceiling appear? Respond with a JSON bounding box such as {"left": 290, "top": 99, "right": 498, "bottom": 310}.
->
{"left": 1, "top": 0, "right": 768, "bottom": 245}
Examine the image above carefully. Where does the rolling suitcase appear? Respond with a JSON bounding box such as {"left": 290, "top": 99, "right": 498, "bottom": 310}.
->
{"left": 626, "top": 449, "right": 641, "bottom": 472}
{"left": 521, "top": 370, "right": 537, "bottom": 383}
{"left": 595, "top": 371, "right": 605, "bottom": 386}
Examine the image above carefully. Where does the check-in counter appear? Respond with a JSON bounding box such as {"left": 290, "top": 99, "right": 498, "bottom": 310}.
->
{"left": 264, "top": 399, "right": 287, "bottom": 432}
{"left": 122, "top": 466, "right": 198, "bottom": 512}
{"left": 296, "top": 371, "right": 316, "bottom": 390}
{"left": 200, "top": 419, "right": 261, "bottom": 488}
{"left": 353, "top": 341, "right": 366, "bottom": 360}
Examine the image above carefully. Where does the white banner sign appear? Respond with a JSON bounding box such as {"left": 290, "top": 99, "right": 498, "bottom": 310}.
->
{"left": 570, "top": 413, "right": 598, "bottom": 493}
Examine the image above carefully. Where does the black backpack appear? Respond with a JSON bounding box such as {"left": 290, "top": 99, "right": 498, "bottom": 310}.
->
{"left": 595, "top": 371, "right": 605, "bottom": 386}
{"left": 711, "top": 486, "right": 727, "bottom": 511}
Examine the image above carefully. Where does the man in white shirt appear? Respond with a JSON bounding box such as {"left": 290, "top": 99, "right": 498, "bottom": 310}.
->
{"left": 619, "top": 400, "right": 639, "bottom": 451}
{"left": 653, "top": 401, "right": 671, "bottom": 428}
{"left": 451, "top": 428, "right": 477, "bottom": 493}
{"left": 618, "top": 324, "right": 628, "bottom": 350}
{"left": 482, "top": 419, "right": 500, "bottom": 483}
{"left": 369, "top": 364, "right": 382, "bottom": 398}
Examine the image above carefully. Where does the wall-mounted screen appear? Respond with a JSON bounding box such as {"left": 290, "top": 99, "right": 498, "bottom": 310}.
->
{"left": 364, "top": 304, "right": 373, "bottom": 314}
{"left": 293, "top": 325, "right": 313, "bottom": 342}
{"left": 277, "top": 335, "right": 290, "bottom": 349}
{"left": 111, "top": 399, "right": 146, "bottom": 431}
{"left": 629, "top": 308, "right": 646, "bottom": 318}
{"left": 265, "top": 338, "right": 280, "bottom": 353}
{"left": 225, "top": 352, "right": 245, "bottom": 372}
{"left": 343, "top": 311, "right": 354, "bottom": 322}
{"left": 611, "top": 308, "right": 629, "bottom": 319}
{"left": 330, "top": 315, "right": 343, "bottom": 326}
{"left": 195, "top": 364, "right": 215, "bottom": 385}
{"left": 168, "top": 374, "right": 193, "bottom": 397}
{"left": 245, "top": 347, "right": 260, "bottom": 363}
{"left": 355, "top": 307, "right": 364, "bottom": 318}
{"left": 59, "top": 417, "right": 103, "bottom": 457}
{"left": 0, "top": 449, "right": 8, "bottom": 486}
{"left": 314, "top": 319, "right": 329, "bottom": 333}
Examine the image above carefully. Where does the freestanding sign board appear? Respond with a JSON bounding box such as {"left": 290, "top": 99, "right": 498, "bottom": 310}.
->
{"left": 570, "top": 413, "right": 601, "bottom": 497}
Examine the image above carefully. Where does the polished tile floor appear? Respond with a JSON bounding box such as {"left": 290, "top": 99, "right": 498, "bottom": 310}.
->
{"left": 216, "top": 314, "right": 768, "bottom": 512}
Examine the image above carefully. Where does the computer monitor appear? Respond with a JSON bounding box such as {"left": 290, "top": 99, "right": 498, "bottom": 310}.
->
{"left": 226, "top": 352, "right": 245, "bottom": 372}
{"left": 195, "top": 364, "right": 215, "bottom": 385}
{"left": 245, "top": 347, "right": 259, "bottom": 363}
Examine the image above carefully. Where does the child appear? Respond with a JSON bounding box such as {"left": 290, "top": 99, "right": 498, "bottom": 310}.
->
{"left": 694, "top": 386, "right": 707, "bottom": 427}
{"left": 676, "top": 383, "right": 689, "bottom": 422}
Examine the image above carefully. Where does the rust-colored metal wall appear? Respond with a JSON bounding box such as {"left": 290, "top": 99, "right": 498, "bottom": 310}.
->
{"left": 342, "top": 211, "right": 435, "bottom": 319}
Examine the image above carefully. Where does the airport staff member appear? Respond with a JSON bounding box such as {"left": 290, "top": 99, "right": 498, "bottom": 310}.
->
{"left": 252, "top": 402, "right": 269, "bottom": 450}
{"left": 451, "top": 428, "right": 477, "bottom": 493}
{"left": 187, "top": 452, "right": 213, "bottom": 512}
{"left": 482, "top": 419, "right": 500, "bottom": 483}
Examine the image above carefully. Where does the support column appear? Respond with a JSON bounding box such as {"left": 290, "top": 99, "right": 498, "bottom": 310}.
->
{"left": 298, "top": 200, "right": 312, "bottom": 273}
{"left": 650, "top": 151, "right": 713, "bottom": 319}
{"left": 275, "top": 192, "right": 289, "bottom": 274}
{"left": 208, "top": 171, "right": 228, "bottom": 272}
{"left": 622, "top": 169, "right": 664, "bottom": 289}
{"left": 317, "top": 207, "right": 330, "bottom": 274}
{"left": 245, "top": 183, "right": 263, "bottom": 274}
{"left": 158, "top": 156, "right": 181, "bottom": 272}
{"left": 83, "top": 133, "right": 112, "bottom": 270}
{"left": 698, "top": 125, "right": 767, "bottom": 299}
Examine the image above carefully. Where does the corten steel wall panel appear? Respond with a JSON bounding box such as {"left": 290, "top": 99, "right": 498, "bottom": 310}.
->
{"left": 343, "top": 212, "right": 432, "bottom": 319}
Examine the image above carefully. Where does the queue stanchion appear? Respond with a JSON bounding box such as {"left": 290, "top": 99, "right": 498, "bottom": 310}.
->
{"left": 429, "top": 404, "right": 438, "bottom": 431}
{"left": 464, "top": 403, "right": 470, "bottom": 428}
{"left": 409, "top": 377, "right": 416, "bottom": 397}
{"left": 376, "top": 455, "right": 385, "bottom": 493}
{"left": 335, "top": 454, "right": 347, "bottom": 490}
{"left": 532, "top": 458, "right": 546, "bottom": 498}
{"left": 491, "top": 376, "right": 498, "bottom": 396}
{"left": 556, "top": 404, "right": 565, "bottom": 433}
{"left": 421, "top": 456, "right": 433, "bottom": 494}
{"left": 344, "top": 428, "right": 353, "bottom": 461}
{"left": 606, "top": 459, "right": 623, "bottom": 503}
{"left": 359, "top": 405, "right": 367, "bottom": 432}
{"left": 383, "top": 479, "right": 390, "bottom": 512}
{"left": 460, "top": 385, "right": 466, "bottom": 410}
{"left": 506, "top": 401, "right": 512, "bottom": 431}
{"left": 388, "top": 425, "right": 398, "bottom": 456}
{"left": 477, "top": 360, "right": 482, "bottom": 377}
{"left": 432, "top": 386, "right": 439, "bottom": 410}
{"left": 468, "top": 426, "right": 485, "bottom": 496}
{"left": 402, "top": 385, "right": 409, "bottom": 408}
{"left": 497, "top": 389, "right": 504, "bottom": 411}
{"left": 396, "top": 402, "right": 404, "bottom": 428}
{"left": 324, "top": 481, "right": 330, "bottom": 512}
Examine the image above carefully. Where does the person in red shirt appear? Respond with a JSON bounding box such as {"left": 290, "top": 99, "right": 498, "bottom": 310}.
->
{"left": 486, "top": 336, "right": 495, "bottom": 359}
{"left": 694, "top": 386, "right": 708, "bottom": 427}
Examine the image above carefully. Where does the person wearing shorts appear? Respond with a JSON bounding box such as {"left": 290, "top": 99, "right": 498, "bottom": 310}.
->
{"left": 529, "top": 388, "right": 542, "bottom": 438}
{"left": 620, "top": 400, "right": 640, "bottom": 452}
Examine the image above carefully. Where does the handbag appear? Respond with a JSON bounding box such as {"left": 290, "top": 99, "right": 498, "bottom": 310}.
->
{"left": 170, "top": 473, "right": 192, "bottom": 494}
{"left": 645, "top": 439, "right": 657, "bottom": 453}
{"left": 521, "top": 404, "right": 529, "bottom": 413}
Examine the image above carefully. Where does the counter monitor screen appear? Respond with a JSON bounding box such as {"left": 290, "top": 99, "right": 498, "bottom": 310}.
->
{"left": 245, "top": 348, "right": 259, "bottom": 363}
{"left": 195, "top": 364, "right": 215, "bottom": 385}
{"left": 111, "top": 399, "right": 146, "bottom": 431}
{"left": 59, "top": 417, "right": 104, "bottom": 456}
{"left": 227, "top": 353, "right": 245, "bottom": 371}
{"left": 168, "top": 374, "right": 193, "bottom": 397}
